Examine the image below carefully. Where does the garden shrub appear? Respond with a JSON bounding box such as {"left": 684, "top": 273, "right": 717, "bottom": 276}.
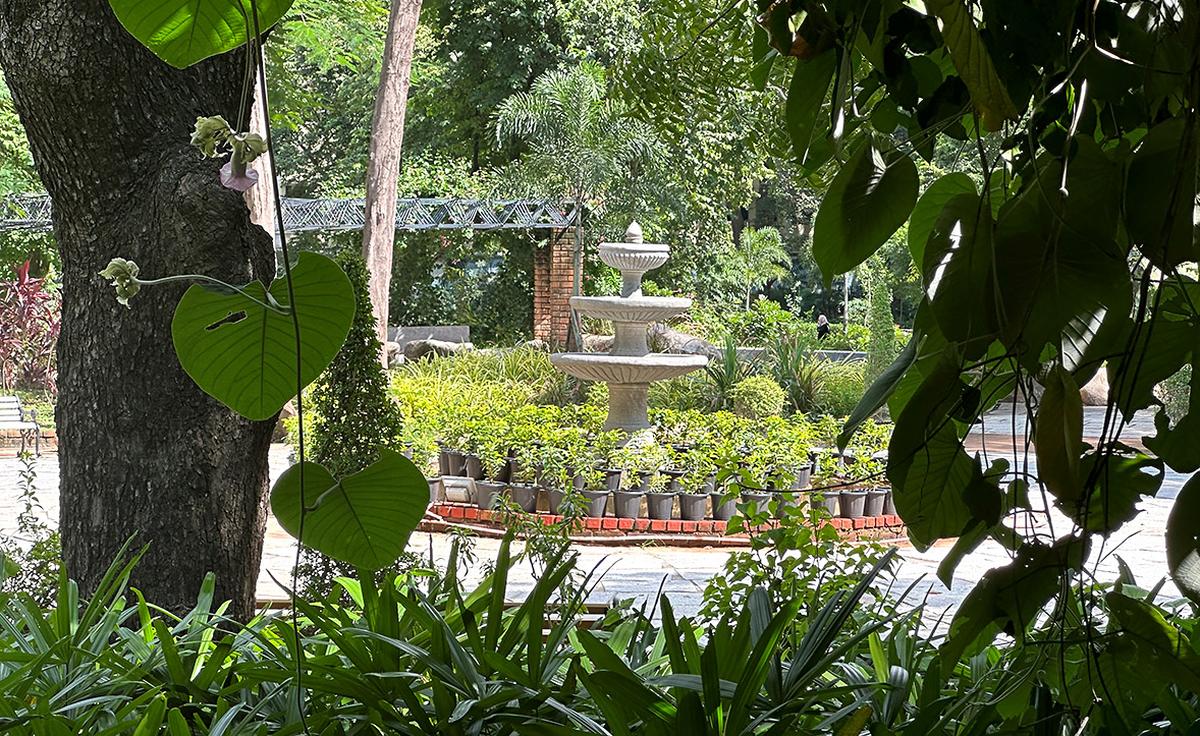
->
{"left": 729, "top": 375, "right": 786, "bottom": 419}
{"left": 0, "top": 451, "right": 59, "bottom": 606}
{"left": 296, "top": 251, "right": 406, "bottom": 597}
{"left": 0, "top": 260, "right": 59, "bottom": 393}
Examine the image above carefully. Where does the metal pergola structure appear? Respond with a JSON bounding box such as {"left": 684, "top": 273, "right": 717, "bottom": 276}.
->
{"left": 0, "top": 194, "right": 580, "bottom": 233}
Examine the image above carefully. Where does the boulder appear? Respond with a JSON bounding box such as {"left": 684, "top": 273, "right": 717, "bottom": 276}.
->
{"left": 1080, "top": 370, "right": 1110, "bottom": 406}
{"left": 403, "top": 339, "right": 474, "bottom": 362}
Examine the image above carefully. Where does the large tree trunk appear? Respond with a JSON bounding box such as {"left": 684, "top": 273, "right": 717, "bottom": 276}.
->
{"left": 362, "top": 0, "right": 423, "bottom": 357}
{"left": 0, "top": 2, "right": 277, "bottom": 620}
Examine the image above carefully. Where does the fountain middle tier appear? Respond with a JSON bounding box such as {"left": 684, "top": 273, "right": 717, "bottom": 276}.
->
{"left": 568, "top": 295, "right": 691, "bottom": 324}
{"left": 549, "top": 353, "right": 709, "bottom": 385}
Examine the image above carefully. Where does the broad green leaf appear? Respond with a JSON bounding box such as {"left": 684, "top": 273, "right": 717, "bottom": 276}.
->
{"left": 923, "top": 0, "right": 1017, "bottom": 131}
{"left": 271, "top": 449, "right": 429, "bottom": 570}
{"left": 109, "top": 0, "right": 295, "bottom": 69}
{"left": 837, "top": 335, "right": 917, "bottom": 452}
{"left": 908, "top": 172, "right": 977, "bottom": 267}
{"left": 1126, "top": 118, "right": 1198, "bottom": 269}
{"left": 750, "top": 25, "right": 777, "bottom": 91}
{"left": 132, "top": 695, "right": 167, "bottom": 736}
{"left": 1107, "top": 318, "right": 1193, "bottom": 416}
{"left": 1066, "top": 448, "right": 1162, "bottom": 536}
{"left": 942, "top": 536, "right": 1088, "bottom": 665}
{"left": 923, "top": 191, "right": 996, "bottom": 349}
{"left": 993, "top": 152, "right": 1130, "bottom": 363}
{"left": 1035, "top": 367, "right": 1082, "bottom": 504}
{"left": 1106, "top": 591, "right": 1200, "bottom": 694}
{"left": 1166, "top": 474, "right": 1200, "bottom": 606}
{"left": 172, "top": 252, "right": 354, "bottom": 421}
{"left": 813, "top": 144, "right": 919, "bottom": 281}
{"left": 891, "top": 421, "right": 974, "bottom": 550}
{"left": 786, "top": 51, "right": 836, "bottom": 166}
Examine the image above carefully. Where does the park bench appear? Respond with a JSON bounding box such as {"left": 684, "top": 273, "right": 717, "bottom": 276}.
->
{"left": 0, "top": 395, "right": 40, "bottom": 456}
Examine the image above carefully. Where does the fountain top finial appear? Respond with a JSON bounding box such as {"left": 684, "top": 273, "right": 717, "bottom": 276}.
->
{"left": 625, "top": 221, "right": 643, "bottom": 244}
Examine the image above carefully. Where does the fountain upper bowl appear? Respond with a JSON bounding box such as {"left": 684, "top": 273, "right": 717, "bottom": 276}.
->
{"left": 569, "top": 296, "right": 691, "bottom": 323}
{"left": 598, "top": 242, "right": 669, "bottom": 274}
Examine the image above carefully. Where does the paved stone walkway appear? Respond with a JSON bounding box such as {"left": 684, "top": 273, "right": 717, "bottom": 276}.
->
{"left": 0, "top": 432, "right": 1183, "bottom": 620}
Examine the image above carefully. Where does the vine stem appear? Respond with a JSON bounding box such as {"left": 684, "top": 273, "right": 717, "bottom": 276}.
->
{"left": 248, "top": 1, "right": 311, "bottom": 731}
{"left": 135, "top": 274, "right": 290, "bottom": 315}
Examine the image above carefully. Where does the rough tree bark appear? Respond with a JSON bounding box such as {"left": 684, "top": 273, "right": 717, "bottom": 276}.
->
{"left": 0, "top": 2, "right": 277, "bottom": 620}
{"left": 362, "top": 0, "right": 423, "bottom": 358}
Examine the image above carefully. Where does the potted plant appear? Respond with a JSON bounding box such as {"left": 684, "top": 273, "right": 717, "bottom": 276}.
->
{"left": 838, "top": 480, "right": 868, "bottom": 518}
{"left": 672, "top": 445, "right": 714, "bottom": 521}
{"left": 808, "top": 472, "right": 840, "bottom": 517}
{"left": 645, "top": 472, "right": 676, "bottom": 521}
{"left": 883, "top": 487, "right": 896, "bottom": 516}
{"left": 508, "top": 444, "right": 542, "bottom": 512}
{"left": 576, "top": 468, "right": 609, "bottom": 517}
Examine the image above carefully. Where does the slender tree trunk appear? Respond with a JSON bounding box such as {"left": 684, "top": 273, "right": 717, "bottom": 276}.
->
{"left": 362, "top": 0, "right": 423, "bottom": 359}
{"left": 0, "top": 1, "right": 276, "bottom": 620}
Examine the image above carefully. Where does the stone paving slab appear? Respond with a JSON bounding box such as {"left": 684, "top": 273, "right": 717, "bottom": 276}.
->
{"left": 1, "top": 443, "right": 1183, "bottom": 621}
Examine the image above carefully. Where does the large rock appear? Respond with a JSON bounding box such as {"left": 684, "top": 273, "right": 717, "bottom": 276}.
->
{"left": 1080, "top": 370, "right": 1110, "bottom": 406}
{"left": 403, "top": 339, "right": 474, "bottom": 362}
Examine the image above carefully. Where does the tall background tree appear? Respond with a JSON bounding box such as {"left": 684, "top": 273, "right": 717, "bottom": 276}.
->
{"left": 0, "top": 2, "right": 276, "bottom": 619}
{"left": 362, "top": 0, "right": 423, "bottom": 353}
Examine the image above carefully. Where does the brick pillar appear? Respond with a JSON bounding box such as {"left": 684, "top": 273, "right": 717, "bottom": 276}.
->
{"left": 533, "top": 228, "right": 574, "bottom": 347}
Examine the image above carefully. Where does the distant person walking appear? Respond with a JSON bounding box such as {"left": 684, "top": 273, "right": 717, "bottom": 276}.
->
{"left": 816, "top": 314, "right": 831, "bottom": 341}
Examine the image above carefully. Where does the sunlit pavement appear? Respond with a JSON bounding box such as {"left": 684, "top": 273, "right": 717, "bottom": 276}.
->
{"left": 2, "top": 416, "right": 1183, "bottom": 620}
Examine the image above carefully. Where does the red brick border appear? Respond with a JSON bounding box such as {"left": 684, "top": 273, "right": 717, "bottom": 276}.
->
{"left": 421, "top": 503, "right": 908, "bottom": 547}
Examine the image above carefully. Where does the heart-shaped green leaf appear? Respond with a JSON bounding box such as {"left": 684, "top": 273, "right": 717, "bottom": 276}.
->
{"left": 108, "top": 0, "right": 295, "bottom": 69}
{"left": 172, "top": 252, "right": 354, "bottom": 421}
{"left": 813, "top": 144, "right": 918, "bottom": 282}
{"left": 271, "top": 449, "right": 430, "bottom": 570}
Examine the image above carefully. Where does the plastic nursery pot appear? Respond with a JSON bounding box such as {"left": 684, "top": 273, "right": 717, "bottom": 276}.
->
{"left": 883, "top": 489, "right": 896, "bottom": 516}
{"left": 446, "top": 449, "right": 467, "bottom": 477}
{"left": 603, "top": 468, "right": 623, "bottom": 492}
{"left": 464, "top": 454, "right": 484, "bottom": 481}
{"left": 580, "top": 489, "right": 609, "bottom": 518}
{"left": 506, "top": 483, "right": 539, "bottom": 513}
{"left": 473, "top": 480, "right": 506, "bottom": 511}
{"left": 646, "top": 491, "right": 677, "bottom": 521}
{"left": 545, "top": 487, "right": 566, "bottom": 515}
{"left": 428, "top": 478, "right": 444, "bottom": 505}
{"left": 630, "top": 471, "right": 654, "bottom": 493}
{"left": 612, "top": 489, "right": 644, "bottom": 519}
{"left": 662, "top": 469, "right": 686, "bottom": 494}
{"left": 711, "top": 490, "right": 738, "bottom": 521}
{"left": 573, "top": 473, "right": 587, "bottom": 491}
{"left": 739, "top": 489, "right": 772, "bottom": 517}
{"left": 438, "top": 447, "right": 452, "bottom": 476}
{"left": 774, "top": 491, "right": 805, "bottom": 518}
{"left": 494, "top": 459, "right": 513, "bottom": 484}
{"left": 679, "top": 492, "right": 708, "bottom": 521}
{"left": 790, "top": 465, "right": 813, "bottom": 491}
{"left": 864, "top": 488, "right": 888, "bottom": 517}
{"left": 811, "top": 491, "right": 839, "bottom": 517}
{"left": 839, "top": 490, "right": 868, "bottom": 519}
{"left": 702, "top": 474, "right": 717, "bottom": 494}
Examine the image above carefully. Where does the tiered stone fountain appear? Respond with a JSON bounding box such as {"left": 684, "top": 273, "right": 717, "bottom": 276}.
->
{"left": 551, "top": 223, "right": 708, "bottom": 433}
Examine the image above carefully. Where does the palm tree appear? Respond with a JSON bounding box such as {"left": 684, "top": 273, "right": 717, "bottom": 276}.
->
{"left": 733, "top": 226, "right": 791, "bottom": 309}
{"left": 495, "top": 62, "right": 663, "bottom": 343}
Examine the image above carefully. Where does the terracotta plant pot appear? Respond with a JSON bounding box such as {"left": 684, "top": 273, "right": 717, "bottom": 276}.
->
{"left": 613, "top": 490, "right": 644, "bottom": 519}
{"left": 679, "top": 493, "right": 708, "bottom": 521}
{"left": 864, "top": 488, "right": 888, "bottom": 517}
{"left": 646, "top": 492, "right": 677, "bottom": 521}
{"left": 839, "top": 490, "right": 867, "bottom": 518}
